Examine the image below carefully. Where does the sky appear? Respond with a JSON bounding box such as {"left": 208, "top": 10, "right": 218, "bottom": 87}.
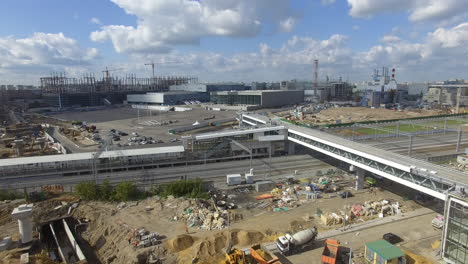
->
{"left": 1, "top": 0, "right": 468, "bottom": 85}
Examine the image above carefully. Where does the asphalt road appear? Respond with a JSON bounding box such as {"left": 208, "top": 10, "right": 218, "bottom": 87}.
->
{"left": 0, "top": 154, "right": 334, "bottom": 190}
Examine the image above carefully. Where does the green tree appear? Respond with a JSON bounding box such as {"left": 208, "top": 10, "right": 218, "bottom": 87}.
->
{"left": 114, "top": 181, "right": 138, "bottom": 201}
{"left": 76, "top": 181, "right": 100, "bottom": 200}
{"left": 101, "top": 180, "right": 114, "bottom": 201}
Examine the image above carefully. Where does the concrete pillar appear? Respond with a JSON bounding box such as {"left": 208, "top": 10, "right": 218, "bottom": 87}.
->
{"left": 355, "top": 168, "right": 365, "bottom": 190}
{"left": 11, "top": 204, "right": 33, "bottom": 244}
{"left": 287, "top": 141, "right": 295, "bottom": 155}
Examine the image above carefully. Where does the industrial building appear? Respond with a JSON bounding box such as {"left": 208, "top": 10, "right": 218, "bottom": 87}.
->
{"left": 40, "top": 72, "right": 197, "bottom": 107}
{"left": 127, "top": 91, "right": 209, "bottom": 106}
{"left": 357, "top": 67, "right": 408, "bottom": 107}
{"left": 280, "top": 80, "right": 352, "bottom": 102}
{"left": 441, "top": 194, "right": 468, "bottom": 264}
{"left": 169, "top": 83, "right": 249, "bottom": 93}
{"left": 210, "top": 90, "right": 304, "bottom": 108}
{"left": 423, "top": 83, "right": 468, "bottom": 109}
{"left": 0, "top": 85, "right": 41, "bottom": 104}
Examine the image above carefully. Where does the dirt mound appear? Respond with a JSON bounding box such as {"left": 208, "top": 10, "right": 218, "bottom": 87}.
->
{"left": 236, "top": 230, "right": 264, "bottom": 246}
{"left": 167, "top": 234, "right": 195, "bottom": 252}
{"left": 177, "top": 229, "right": 265, "bottom": 263}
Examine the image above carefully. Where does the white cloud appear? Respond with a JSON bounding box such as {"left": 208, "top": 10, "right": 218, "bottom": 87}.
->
{"left": 321, "top": 0, "right": 336, "bottom": 6}
{"left": 356, "top": 22, "right": 468, "bottom": 80}
{"left": 380, "top": 35, "right": 401, "bottom": 43}
{"left": 132, "top": 22, "right": 468, "bottom": 82}
{"left": 0, "top": 33, "right": 99, "bottom": 84}
{"left": 91, "top": 0, "right": 298, "bottom": 54}
{"left": 90, "top": 17, "right": 102, "bottom": 25}
{"left": 347, "top": 0, "right": 468, "bottom": 24}
{"left": 352, "top": 25, "right": 360, "bottom": 31}
{"left": 279, "top": 17, "right": 297, "bottom": 33}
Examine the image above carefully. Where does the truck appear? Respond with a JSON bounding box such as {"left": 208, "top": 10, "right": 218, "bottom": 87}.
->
{"left": 276, "top": 227, "right": 318, "bottom": 255}
{"left": 250, "top": 244, "right": 283, "bottom": 264}
{"left": 321, "top": 239, "right": 340, "bottom": 264}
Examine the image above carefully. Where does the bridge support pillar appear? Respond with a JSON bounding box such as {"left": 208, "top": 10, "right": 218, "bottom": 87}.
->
{"left": 287, "top": 141, "right": 295, "bottom": 155}
{"left": 355, "top": 168, "right": 365, "bottom": 190}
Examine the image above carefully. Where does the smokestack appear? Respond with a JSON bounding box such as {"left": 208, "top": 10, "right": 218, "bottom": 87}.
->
{"left": 314, "top": 59, "right": 319, "bottom": 97}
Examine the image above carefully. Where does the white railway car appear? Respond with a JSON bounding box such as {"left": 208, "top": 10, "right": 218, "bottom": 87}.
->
{"left": 0, "top": 146, "right": 185, "bottom": 177}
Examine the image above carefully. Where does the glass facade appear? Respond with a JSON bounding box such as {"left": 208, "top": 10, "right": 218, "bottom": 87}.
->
{"left": 443, "top": 196, "right": 468, "bottom": 264}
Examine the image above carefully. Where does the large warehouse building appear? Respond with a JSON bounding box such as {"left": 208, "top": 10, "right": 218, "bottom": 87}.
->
{"left": 169, "top": 83, "right": 249, "bottom": 93}
{"left": 210, "top": 90, "right": 304, "bottom": 108}
{"left": 127, "top": 91, "right": 209, "bottom": 105}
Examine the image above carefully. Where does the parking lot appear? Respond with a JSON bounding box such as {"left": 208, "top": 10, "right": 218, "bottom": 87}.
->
{"left": 51, "top": 105, "right": 238, "bottom": 148}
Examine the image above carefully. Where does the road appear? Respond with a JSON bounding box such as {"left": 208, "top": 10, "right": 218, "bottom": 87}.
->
{"left": 282, "top": 208, "right": 440, "bottom": 264}
{"left": 0, "top": 154, "right": 334, "bottom": 190}
{"left": 48, "top": 126, "right": 87, "bottom": 153}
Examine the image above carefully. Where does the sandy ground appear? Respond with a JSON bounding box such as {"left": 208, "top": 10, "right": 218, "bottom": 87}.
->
{"left": 0, "top": 178, "right": 441, "bottom": 264}
{"left": 282, "top": 107, "right": 444, "bottom": 125}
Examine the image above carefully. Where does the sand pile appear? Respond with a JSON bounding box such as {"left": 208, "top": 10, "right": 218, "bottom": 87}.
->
{"left": 167, "top": 234, "right": 195, "bottom": 252}
{"left": 175, "top": 229, "right": 265, "bottom": 263}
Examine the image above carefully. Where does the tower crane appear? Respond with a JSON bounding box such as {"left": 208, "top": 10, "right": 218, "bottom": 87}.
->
{"left": 102, "top": 67, "right": 126, "bottom": 79}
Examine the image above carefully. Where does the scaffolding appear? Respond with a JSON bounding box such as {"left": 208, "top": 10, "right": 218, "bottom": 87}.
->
{"left": 40, "top": 72, "right": 197, "bottom": 95}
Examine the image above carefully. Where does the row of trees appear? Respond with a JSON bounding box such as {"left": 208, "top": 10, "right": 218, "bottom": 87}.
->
{"left": 75, "top": 180, "right": 140, "bottom": 201}
{"left": 75, "top": 179, "right": 209, "bottom": 201}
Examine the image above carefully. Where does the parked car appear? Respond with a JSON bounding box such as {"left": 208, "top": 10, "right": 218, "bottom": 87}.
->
{"left": 118, "top": 131, "right": 128, "bottom": 136}
{"left": 339, "top": 191, "right": 353, "bottom": 199}
{"left": 383, "top": 233, "right": 402, "bottom": 244}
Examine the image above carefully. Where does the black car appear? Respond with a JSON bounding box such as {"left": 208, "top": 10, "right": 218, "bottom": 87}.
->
{"left": 339, "top": 191, "right": 353, "bottom": 199}
{"left": 383, "top": 233, "right": 402, "bottom": 244}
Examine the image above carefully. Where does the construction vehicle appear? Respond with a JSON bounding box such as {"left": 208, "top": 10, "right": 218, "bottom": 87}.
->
{"left": 321, "top": 239, "right": 340, "bottom": 264}
{"left": 224, "top": 248, "right": 248, "bottom": 264}
{"left": 277, "top": 227, "right": 318, "bottom": 255}
{"left": 250, "top": 244, "right": 283, "bottom": 264}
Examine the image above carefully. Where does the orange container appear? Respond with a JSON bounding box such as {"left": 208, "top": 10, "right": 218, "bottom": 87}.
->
{"left": 321, "top": 239, "right": 340, "bottom": 264}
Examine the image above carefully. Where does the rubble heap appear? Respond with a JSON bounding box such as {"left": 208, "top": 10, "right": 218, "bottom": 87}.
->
{"left": 168, "top": 197, "right": 230, "bottom": 230}
{"left": 320, "top": 199, "right": 400, "bottom": 226}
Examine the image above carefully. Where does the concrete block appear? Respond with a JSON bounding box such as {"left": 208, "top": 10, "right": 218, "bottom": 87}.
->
{"left": 20, "top": 253, "right": 29, "bottom": 264}
{"left": 0, "top": 237, "right": 12, "bottom": 252}
{"left": 255, "top": 180, "right": 276, "bottom": 192}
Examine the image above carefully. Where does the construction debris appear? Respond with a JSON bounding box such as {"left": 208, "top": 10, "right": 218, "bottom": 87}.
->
{"left": 320, "top": 199, "right": 401, "bottom": 226}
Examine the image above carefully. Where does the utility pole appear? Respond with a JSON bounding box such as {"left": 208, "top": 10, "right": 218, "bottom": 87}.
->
{"left": 456, "top": 126, "right": 463, "bottom": 152}
{"left": 408, "top": 135, "right": 413, "bottom": 157}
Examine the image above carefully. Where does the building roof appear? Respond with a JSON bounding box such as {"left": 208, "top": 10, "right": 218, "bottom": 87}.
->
{"left": 0, "top": 146, "right": 185, "bottom": 167}
{"left": 213, "top": 90, "right": 303, "bottom": 95}
{"left": 366, "top": 240, "right": 405, "bottom": 260}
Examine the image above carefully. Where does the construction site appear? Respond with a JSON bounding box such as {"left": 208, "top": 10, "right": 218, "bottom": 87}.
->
{"left": 40, "top": 71, "right": 197, "bottom": 107}
{"left": 0, "top": 166, "right": 443, "bottom": 264}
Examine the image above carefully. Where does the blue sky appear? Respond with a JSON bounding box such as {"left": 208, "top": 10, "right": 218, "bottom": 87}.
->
{"left": 1, "top": 0, "right": 468, "bottom": 84}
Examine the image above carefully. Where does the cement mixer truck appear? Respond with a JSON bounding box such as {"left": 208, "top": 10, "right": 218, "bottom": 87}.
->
{"left": 276, "top": 227, "right": 318, "bottom": 255}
